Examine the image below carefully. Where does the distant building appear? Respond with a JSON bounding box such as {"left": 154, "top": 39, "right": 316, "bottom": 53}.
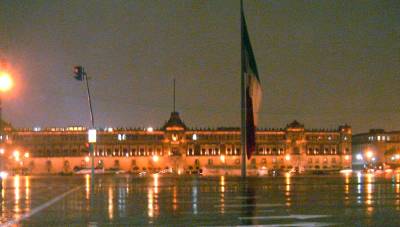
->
{"left": 353, "top": 129, "right": 400, "bottom": 169}
{"left": 5, "top": 112, "right": 352, "bottom": 175}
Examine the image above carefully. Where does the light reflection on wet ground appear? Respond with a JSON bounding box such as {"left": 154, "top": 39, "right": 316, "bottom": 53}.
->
{"left": 0, "top": 173, "right": 398, "bottom": 226}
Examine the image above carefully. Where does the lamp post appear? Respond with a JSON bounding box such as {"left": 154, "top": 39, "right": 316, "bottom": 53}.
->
{"left": 73, "top": 66, "right": 95, "bottom": 187}
{"left": 0, "top": 71, "right": 12, "bottom": 140}
{"left": 0, "top": 71, "right": 12, "bottom": 174}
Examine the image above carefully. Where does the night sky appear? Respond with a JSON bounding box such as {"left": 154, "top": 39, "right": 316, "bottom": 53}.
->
{"left": 0, "top": 0, "right": 399, "bottom": 133}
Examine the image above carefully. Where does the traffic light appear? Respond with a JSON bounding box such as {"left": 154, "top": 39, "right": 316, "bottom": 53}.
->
{"left": 73, "top": 66, "right": 84, "bottom": 81}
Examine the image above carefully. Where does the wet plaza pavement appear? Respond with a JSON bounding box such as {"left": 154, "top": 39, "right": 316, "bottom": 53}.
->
{"left": 0, "top": 173, "right": 400, "bottom": 226}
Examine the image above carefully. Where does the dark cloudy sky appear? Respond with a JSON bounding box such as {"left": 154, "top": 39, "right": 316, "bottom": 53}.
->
{"left": 0, "top": 0, "right": 399, "bottom": 133}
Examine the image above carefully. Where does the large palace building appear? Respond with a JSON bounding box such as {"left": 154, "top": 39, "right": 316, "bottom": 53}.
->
{"left": 3, "top": 112, "right": 352, "bottom": 175}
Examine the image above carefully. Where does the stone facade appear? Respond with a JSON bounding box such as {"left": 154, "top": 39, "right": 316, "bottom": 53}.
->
{"left": 3, "top": 112, "right": 352, "bottom": 175}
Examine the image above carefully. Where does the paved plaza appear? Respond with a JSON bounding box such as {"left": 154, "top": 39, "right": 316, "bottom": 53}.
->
{"left": 0, "top": 173, "right": 399, "bottom": 226}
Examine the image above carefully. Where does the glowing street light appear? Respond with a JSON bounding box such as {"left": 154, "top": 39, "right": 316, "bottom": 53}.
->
{"left": 220, "top": 155, "right": 225, "bottom": 163}
{"left": 366, "top": 151, "right": 374, "bottom": 159}
{"left": 0, "top": 72, "right": 13, "bottom": 92}
{"left": 285, "top": 154, "right": 291, "bottom": 161}
{"left": 0, "top": 171, "right": 8, "bottom": 179}
{"left": 152, "top": 155, "right": 159, "bottom": 162}
{"left": 13, "top": 150, "right": 20, "bottom": 159}
{"left": 13, "top": 150, "right": 19, "bottom": 162}
{"left": 0, "top": 71, "right": 13, "bottom": 147}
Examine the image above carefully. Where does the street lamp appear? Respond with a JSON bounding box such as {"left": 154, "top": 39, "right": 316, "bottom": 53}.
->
{"left": 0, "top": 71, "right": 12, "bottom": 142}
{"left": 366, "top": 151, "right": 373, "bottom": 159}
{"left": 0, "top": 72, "right": 13, "bottom": 92}
{"left": 152, "top": 155, "right": 159, "bottom": 162}
{"left": 73, "top": 66, "right": 96, "bottom": 188}
{"left": 0, "top": 71, "right": 11, "bottom": 187}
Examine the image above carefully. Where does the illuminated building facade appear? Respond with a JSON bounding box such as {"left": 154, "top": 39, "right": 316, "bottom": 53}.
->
{"left": 352, "top": 129, "right": 400, "bottom": 169}
{"left": 6, "top": 112, "right": 352, "bottom": 175}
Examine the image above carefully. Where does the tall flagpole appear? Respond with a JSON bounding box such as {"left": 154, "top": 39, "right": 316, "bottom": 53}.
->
{"left": 173, "top": 78, "right": 176, "bottom": 112}
{"left": 240, "top": 0, "right": 247, "bottom": 178}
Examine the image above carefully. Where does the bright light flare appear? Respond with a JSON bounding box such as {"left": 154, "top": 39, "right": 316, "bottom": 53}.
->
{"left": 220, "top": 155, "right": 225, "bottom": 163}
{"left": 0, "top": 171, "right": 8, "bottom": 179}
{"left": 24, "top": 152, "right": 29, "bottom": 158}
{"left": 366, "top": 151, "right": 373, "bottom": 159}
{"left": 85, "top": 156, "right": 90, "bottom": 163}
{"left": 340, "top": 169, "right": 353, "bottom": 174}
{"left": 385, "top": 169, "right": 393, "bottom": 173}
{"left": 285, "top": 154, "right": 291, "bottom": 161}
{"left": 13, "top": 150, "right": 20, "bottom": 161}
{"left": 0, "top": 72, "right": 12, "bottom": 92}
{"left": 152, "top": 155, "right": 159, "bottom": 162}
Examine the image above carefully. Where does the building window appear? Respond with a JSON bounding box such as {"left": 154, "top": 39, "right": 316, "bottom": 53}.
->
{"left": 117, "top": 134, "right": 126, "bottom": 141}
